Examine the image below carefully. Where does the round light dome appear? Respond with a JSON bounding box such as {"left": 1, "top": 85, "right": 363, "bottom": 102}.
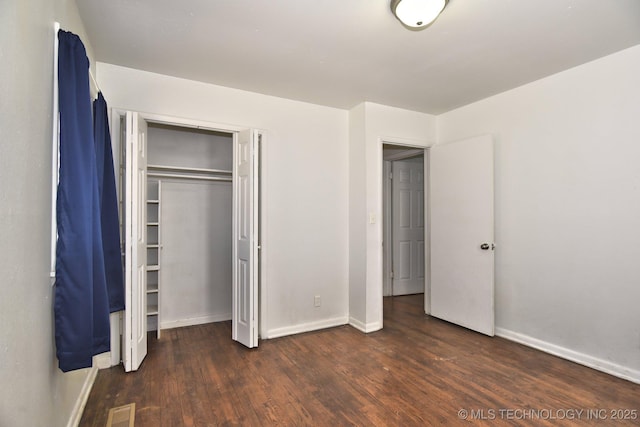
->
{"left": 391, "top": 0, "right": 447, "bottom": 29}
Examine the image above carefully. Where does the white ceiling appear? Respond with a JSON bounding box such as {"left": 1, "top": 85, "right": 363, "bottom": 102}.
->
{"left": 76, "top": 0, "right": 640, "bottom": 114}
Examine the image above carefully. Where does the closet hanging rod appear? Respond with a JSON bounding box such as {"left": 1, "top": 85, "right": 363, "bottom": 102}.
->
{"left": 147, "top": 172, "right": 232, "bottom": 182}
{"left": 147, "top": 164, "right": 232, "bottom": 175}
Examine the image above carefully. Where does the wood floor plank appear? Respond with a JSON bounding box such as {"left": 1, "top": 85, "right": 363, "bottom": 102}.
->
{"left": 80, "top": 295, "right": 640, "bottom": 426}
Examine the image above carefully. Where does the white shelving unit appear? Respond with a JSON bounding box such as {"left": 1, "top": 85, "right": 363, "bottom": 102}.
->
{"left": 146, "top": 179, "right": 162, "bottom": 339}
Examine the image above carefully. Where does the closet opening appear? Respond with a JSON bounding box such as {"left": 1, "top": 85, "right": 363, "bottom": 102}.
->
{"left": 117, "top": 111, "right": 262, "bottom": 371}
{"left": 145, "top": 123, "right": 234, "bottom": 338}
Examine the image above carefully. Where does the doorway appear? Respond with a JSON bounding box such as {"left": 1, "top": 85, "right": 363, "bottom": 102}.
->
{"left": 382, "top": 143, "right": 426, "bottom": 301}
{"left": 114, "top": 111, "right": 262, "bottom": 371}
{"left": 376, "top": 136, "right": 495, "bottom": 336}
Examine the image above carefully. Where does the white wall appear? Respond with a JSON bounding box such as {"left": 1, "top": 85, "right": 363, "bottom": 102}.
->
{"left": 349, "top": 102, "right": 436, "bottom": 331}
{"left": 0, "top": 0, "right": 99, "bottom": 426}
{"left": 160, "top": 180, "right": 233, "bottom": 327}
{"left": 348, "top": 104, "right": 367, "bottom": 327}
{"left": 438, "top": 44, "right": 640, "bottom": 381}
{"left": 97, "top": 63, "right": 350, "bottom": 338}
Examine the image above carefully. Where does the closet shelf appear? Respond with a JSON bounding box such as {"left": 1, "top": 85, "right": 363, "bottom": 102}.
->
{"left": 148, "top": 164, "right": 232, "bottom": 175}
{"left": 147, "top": 265, "right": 160, "bottom": 272}
{"left": 147, "top": 305, "right": 159, "bottom": 316}
{"left": 148, "top": 164, "right": 232, "bottom": 182}
{"left": 148, "top": 172, "right": 231, "bottom": 182}
{"left": 147, "top": 244, "right": 160, "bottom": 249}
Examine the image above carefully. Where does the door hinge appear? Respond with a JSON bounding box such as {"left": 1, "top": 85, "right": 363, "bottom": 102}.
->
{"left": 389, "top": 172, "right": 393, "bottom": 180}
{"left": 390, "top": 270, "right": 394, "bottom": 279}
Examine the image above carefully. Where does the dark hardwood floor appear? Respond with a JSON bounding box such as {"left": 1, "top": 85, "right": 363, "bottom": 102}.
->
{"left": 80, "top": 295, "right": 640, "bottom": 426}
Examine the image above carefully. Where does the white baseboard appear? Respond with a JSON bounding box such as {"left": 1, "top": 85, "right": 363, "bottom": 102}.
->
{"left": 66, "top": 365, "right": 99, "bottom": 427}
{"left": 93, "top": 352, "right": 112, "bottom": 370}
{"left": 160, "top": 312, "right": 231, "bottom": 330}
{"left": 349, "top": 317, "right": 383, "bottom": 333}
{"left": 265, "top": 316, "right": 349, "bottom": 339}
{"left": 496, "top": 327, "right": 640, "bottom": 385}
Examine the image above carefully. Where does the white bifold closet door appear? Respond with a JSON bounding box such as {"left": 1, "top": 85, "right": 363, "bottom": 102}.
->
{"left": 123, "top": 111, "right": 148, "bottom": 372}
{"left": 232, "top": 129, "right": 259, "bottom": 348}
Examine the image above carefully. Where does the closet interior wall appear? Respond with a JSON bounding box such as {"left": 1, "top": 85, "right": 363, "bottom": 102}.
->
{"left": 146, "top": 123, "right": 234, "bottom": 333}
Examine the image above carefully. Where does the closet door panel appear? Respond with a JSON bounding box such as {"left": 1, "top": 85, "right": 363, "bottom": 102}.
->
{"left": 123, "top": 111, "right": 148, "bottom": 372}
{"left": 233, "top": 129, "right": 258, "bottom": 348}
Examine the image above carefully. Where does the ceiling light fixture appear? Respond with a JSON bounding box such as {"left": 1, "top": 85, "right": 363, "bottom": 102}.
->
{"left": 391, "top": 0, "right": 448, "bottom": 30}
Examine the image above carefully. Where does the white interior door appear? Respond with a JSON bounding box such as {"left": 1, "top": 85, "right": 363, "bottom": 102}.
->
{"left": 430, "top": 135, "right": 495, "bottom": 336}
{"left": 232, "top": 129, "right": 259, "bottom": 348}
{"left": 391, "top": 156, "right": 425, "bottom": 295}
{"left": 123, "top": 111, "right": 148, "bottom": 371}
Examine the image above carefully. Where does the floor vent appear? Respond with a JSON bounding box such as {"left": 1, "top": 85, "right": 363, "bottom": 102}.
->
{"left": 106, "top": 403, "right": 135, "bottom": 427}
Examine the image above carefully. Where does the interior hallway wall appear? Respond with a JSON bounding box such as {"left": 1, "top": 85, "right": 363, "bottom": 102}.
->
{"left": 349, "top": 102, "right": 436, "bottom": 331}
{"left": 0, "top": 0, "right": 100, "bottom": 425}
{"left": 438, "top": 44, "right": 640, "bottom": 381}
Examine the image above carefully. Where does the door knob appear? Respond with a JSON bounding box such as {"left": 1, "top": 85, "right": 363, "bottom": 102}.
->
{"left": 480, "top": 243, "right": 491, "bottom": 250}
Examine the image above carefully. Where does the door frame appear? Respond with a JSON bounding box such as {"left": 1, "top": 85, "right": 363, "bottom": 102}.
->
{"left": 383, "top": 148, "right": 426, "bottom": 296}
{"left": 382, "top": 160, "right": 392, "bottom": 297}
{"left": 383, "top": 151, "right": 426, "bottom": 297}
{"left": 109, "top": 109, "right": 267, "bottom": 365}
{"left": 377, "top": 137, "right": 433, "bottom": 324}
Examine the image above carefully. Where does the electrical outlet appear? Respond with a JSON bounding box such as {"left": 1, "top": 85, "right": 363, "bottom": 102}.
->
{"left": 314, "top": 295, "right": 321, "bottom": 307}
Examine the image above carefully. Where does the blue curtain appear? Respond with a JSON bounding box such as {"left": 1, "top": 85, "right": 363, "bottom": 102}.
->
{"left": 55, "top": 30, "right": 110, "bottom": 372}
{"left": 93, "top": 92, "right": 125, "bottom": 313}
